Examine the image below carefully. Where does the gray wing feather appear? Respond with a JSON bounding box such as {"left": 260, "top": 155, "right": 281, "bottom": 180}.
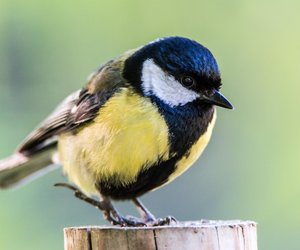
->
{"left": 18, "top": 90, "right": 81, "bottom": 153}
{"left": 17, "top": 57, "right": 125, "bottom": 154}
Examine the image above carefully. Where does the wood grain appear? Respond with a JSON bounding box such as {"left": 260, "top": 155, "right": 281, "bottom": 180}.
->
{"left": 64, "top": 220, "right": 257, "bottom": 250}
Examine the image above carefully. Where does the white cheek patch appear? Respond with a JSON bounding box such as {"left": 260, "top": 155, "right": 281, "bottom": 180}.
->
{"left": 141, "top": 59, "right": 199, "bottom": 107}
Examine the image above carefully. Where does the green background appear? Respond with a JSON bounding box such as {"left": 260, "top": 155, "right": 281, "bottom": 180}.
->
{"left": 0, "top": 0, "right": 299, "bottom": 249}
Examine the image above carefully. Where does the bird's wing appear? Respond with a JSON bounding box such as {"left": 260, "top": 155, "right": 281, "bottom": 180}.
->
{"left": 18, "top": 58, "right": 127, "bottom": 154}
{"left": 17, "top": 90, "right": 81, "bottom": 153}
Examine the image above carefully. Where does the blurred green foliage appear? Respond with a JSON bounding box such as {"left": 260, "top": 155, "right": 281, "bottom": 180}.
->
{"left": 0, "top": 0, "right": 300, "bottom": 249}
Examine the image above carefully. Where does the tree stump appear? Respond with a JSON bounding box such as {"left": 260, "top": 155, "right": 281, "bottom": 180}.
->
{"left": 64, "top": 220, "right": 257, "bottom": 250}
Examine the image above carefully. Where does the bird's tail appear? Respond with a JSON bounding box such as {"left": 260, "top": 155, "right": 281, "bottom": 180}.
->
{"left": 0, "top": 146, "right": 57, "bottom": 189}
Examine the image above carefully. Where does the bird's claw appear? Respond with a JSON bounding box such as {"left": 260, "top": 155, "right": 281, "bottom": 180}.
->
{"left": 113, "top": 215, "right": 177, "bottom": 227}
{"left": 150, "top": 216, "right": 177, "bottom": 226}
{"left": 121, "top": 216, "right": 147, "bottom": 227}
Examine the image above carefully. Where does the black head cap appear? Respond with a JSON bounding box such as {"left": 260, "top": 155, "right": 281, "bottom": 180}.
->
{"left": 123, "top": 37, "right": 221, "bottom": 92}
{"left": 123, "top": 37, "right": 233, "bottom": 109}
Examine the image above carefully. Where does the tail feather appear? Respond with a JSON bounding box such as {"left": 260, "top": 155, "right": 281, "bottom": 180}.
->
{"left": 0, "top": 147, "right": 57, "bottom": 189}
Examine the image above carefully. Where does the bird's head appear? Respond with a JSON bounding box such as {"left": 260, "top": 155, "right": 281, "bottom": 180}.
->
{"left": 123, "top": 36, "right": 233, "bottom": 109}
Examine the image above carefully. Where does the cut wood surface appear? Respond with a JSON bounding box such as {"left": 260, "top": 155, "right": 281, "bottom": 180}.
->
{"left": 64, "top": 220, "right": 257, "bottom": 250}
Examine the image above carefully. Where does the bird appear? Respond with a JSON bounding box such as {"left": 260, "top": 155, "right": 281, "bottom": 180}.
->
{"left": 0, "top": 36, "right": 233, "bottom": 226}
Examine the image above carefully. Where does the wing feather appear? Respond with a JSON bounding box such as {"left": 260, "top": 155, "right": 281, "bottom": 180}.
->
{"left": 18, "top": 57, "right": 127, "bottom": 154}
{"left": 18, "top": 90, "right": 81, "bottom": 153}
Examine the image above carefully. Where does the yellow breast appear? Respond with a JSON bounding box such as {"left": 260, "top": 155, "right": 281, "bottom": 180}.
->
{"left": 58, "top": 88, "right": 170, "bottom": 195}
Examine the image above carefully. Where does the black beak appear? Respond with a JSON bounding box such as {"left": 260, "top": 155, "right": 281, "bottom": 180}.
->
{"left": 202, "top": 91, "right": 233, "bottom": 109}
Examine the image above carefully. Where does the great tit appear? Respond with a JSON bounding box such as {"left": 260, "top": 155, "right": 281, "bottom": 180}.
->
{"left": 0, "top": 37, "right": 233, "bottom": 226}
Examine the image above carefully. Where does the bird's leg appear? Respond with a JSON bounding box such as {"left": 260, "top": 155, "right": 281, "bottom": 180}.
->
{"left": 132, "top": 198, "right": 156, "bottom": 222}
{"left": 97, "top": 193, "right": 146, "bottom": 227}
{"left": 55, "top": 183, "right": 118, "bottom": 225}
{"left": 54, "top": 183, "right": 145, "bottom": 227}
{"left": 132, "top": 198, "right": 177, "bottom": 226}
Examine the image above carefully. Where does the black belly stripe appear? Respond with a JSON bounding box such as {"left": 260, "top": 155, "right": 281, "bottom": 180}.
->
{"left": 97, "top": 97, "right": 215, "bottom": 199}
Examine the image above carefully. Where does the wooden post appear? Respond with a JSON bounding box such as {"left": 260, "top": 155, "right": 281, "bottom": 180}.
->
{"left": 64, "top": 220, "right": 257, "bottom": 250}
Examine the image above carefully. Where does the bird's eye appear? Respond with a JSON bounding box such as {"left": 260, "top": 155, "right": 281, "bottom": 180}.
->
{"left": 181, "top": 76, "right": 195, "bottom": 88}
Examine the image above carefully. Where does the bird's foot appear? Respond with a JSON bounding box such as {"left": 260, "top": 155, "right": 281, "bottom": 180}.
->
{"left": 112, "top": 215, "right": 177, "bottom": 227}
{"left": 113, "top": 215, "right": 177, "bottom": 227}
{"left": 149, "top": 216, "right": 177, "bottom": 226}
{"left": 131, "top": 198, "right": 177, "bottom": 226}
{"left": 118, "top": 215, "right": 147, "bottom": 227}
